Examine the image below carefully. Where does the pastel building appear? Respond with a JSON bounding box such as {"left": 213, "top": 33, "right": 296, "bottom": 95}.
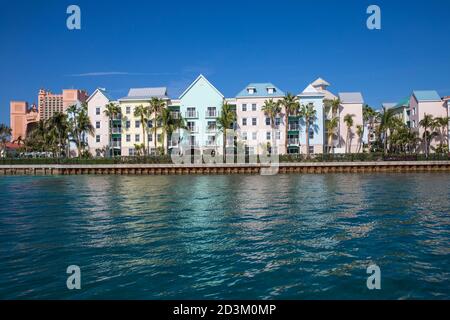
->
{"left": 235, "top": 83, "right": 286, "bottom": 155}
{"left": 178, "top": 75, "right": 225, "bottom": 155}
{"left": 293, "top": 83, "right": 325, "bottom": 154}
{"left": 119, "top": 87, "right": 169, "bottom": 156}
{"left": 87, "top": 88, "right": 119, "bottom": 157}
{"left": 338, "top": 92, "right": 364, "bottom": 153}
{"left": 10, "top": 101, "right": 39, "bottom": 142}
{"left": 409, "top": 90, "right": 447, "bottom": 151}
{"left": 38, "top": 89, "right": 88, "bottom": 121}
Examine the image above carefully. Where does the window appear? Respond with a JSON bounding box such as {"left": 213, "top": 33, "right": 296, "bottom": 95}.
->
{"left": 412, "top": 120, "right": 416, "bottom": 128}
{"left": 129, "top": 148, "right": 135, "bottom": 156}
{"left": 126, "top": 134, "right": 131, "bottom": 142}
{"left": 96, "top": 135, "right": 100, "bottom": 143}
{"left": 126, "top": 106, "right": 131, "bottom": 114}
{"left": 96, "top": 107, "right": 100, "bottom": 115}
{"left": 309, "top": 146, "right": 314, "bottom": 154}
{"left": 242, "top": 118, "right": 247, "bottom": 126}
{"left": 148, "top": 134, "right": 152, "bottom": 141}
{"left": 157, "top": 134, "right": 162, "bottom": 142}
{"left": 252, "top": 118, "right": 257, "bottom": 126}
{"left": 266, "top": 131, "right": 271, "bottom": 140}
{"left": 95, "top": 121, "right": 100, "bottom": 129}
{"left": 147, "top": 120, "right": 153, "bottom": 128}
{"left": 126, "top": 121, "right": 130, "bottom": 129}
{"left": 309, "top": 129, "right": 314, "bottom": 139}
{"left": 265, "top": 117, "right": 270, "bottom": 126}
{"left": 276, "top": 131, "right": 281, "bottom": 140}
{"left": 247, "top": 87, "right": 255, "bottom": 94}
{"left": 267, "top": 87, "right": 275, "bottom": 94}
{"left": 412, "top": 108, "right": 416, "bottom": 116}
{"left": 252, "top": 132, "right": 257, "bottom": 140}
{"left": 252, "top": 104, "right": 257, "bottom": 111}
{"left": 242, "top": 104, "right": 247, "bottom": 112}
{"left": 242, "top": 132, "right": 247, "bottom": 140}
{"left": 275, "top": 117, "right": 281, "bottom": 126}
{"left": 135, "top": 120, "right": 140, "bottom": 128}
{"left": 135, "top": 134, "right": 140, "bottom": 142}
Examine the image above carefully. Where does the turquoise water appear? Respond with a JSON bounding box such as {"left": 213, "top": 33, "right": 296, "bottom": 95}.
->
{"left": 0, "top": 174, "right": 449, "bottom": 299}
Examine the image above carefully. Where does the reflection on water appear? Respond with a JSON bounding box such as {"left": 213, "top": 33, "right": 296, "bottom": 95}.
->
{"left": 0, "top": 173, "right": 449, "bottom": 299}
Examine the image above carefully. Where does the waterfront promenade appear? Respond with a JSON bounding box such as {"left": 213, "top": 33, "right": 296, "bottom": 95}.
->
{"left": 1, "top": 161, "right": 450, "bottom": 175}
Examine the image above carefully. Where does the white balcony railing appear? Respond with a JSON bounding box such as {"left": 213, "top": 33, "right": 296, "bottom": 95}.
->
{"left": 288, "top": 125, "right": 299, "bottom": 131}
{"left": 170, "top": 112, "right": 180, "bottom": 119}
{"left": 288, "top": 138, "right": 299, "bottom": 145}
{"left": 206, "top": 126, "right": 217, "bottom": 133}
{"left": 205, "top": 110, "right": 218, "bottom": 118}
{"left": 112, "top": 141, "right": 121, "bottom": 148}
{"left": 111, "top": 128, "right": 121, "bottom": 134}
{"left": 188, "top": 126, "right": 198, "bottom": 133}
{"left": 185, "top": 111, "right": 199, "bottom": 118}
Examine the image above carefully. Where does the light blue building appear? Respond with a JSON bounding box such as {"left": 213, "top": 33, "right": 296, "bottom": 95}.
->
{"left": 288, "top": 84, "right": 325, "bottom": 154}
{"left": 178, "top": 75, "right": 225, "bottom": 154}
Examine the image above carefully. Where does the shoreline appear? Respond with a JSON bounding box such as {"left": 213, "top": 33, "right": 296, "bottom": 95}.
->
{"left": 1, "top": 161, "right": 450, "bottom": 175}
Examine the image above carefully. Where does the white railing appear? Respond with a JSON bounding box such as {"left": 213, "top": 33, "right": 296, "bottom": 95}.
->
{"left": 205, "top": 110, "right": 218, "bottom": 118}
{"left": 188, "top": 126, "right": 198, "bottom": 133}
{"left": 185, "top": 111, "right": 199, "bottom": 118}
{"left": 288, "top": 138, "right": 299, "bottom": 145}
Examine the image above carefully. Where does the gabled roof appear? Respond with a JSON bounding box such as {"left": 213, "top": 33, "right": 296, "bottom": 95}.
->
{"left": 412, "top": 90, "right": 441, "bottom": 102}
{"left": 179, "top": 74, "right": 224, "bottom": 99}
{"left": 382, "top": 102, "right": 397, "bottom": 110}
{"left": 311, "top": 77, "right": 330, "bottom": 87}
{"left": 119, "top": 87, "right": 168, "bottom": 101}
{"left": 393, "top": 97, "right": 410, "bottom": 108}
{"left": 236, "top": 82, "right": 285, "bottom": 98}
{"left": 298, "top": 84, "right": 325, "bottom": 97}
{"left": 339, "top": 92, "right": 364, "bottom": 104}
{"left": 86, "top": 88, "right": 113, "bottom": 103}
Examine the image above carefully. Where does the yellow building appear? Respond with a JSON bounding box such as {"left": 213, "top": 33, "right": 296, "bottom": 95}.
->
{"left": 118, "top": 88, "right": 169, "bottom": 156}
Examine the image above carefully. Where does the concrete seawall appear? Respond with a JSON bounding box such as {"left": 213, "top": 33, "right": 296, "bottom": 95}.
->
{"left": 1, "top": 161, "right": 450, "bottom": 175}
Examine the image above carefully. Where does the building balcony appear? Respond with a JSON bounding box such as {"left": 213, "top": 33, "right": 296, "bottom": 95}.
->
{"left": 185, "top": 111, "right": 199, "bottom": 119}
{"left": 170, "top": 112, "right": 180, "bottom": 119}
{"left": 188, "top": 126, "right": 199, "bottom": 133}
{"left": 288, "top": 138, "right": 299, "bottom": 146}
{"left": 288, "top": 125, "right": 300, "bottom": 131}
{"left": 111, "top": 141, "right": 121, "bottom": 148}
{"left": 111, "top": 128, "right": 122, "bottom": 134}
{"left": 206, "top": 126, "right": 218, "bottom": 133}
{"left": 205, "top": 110, "right": 218, "bottom": 118}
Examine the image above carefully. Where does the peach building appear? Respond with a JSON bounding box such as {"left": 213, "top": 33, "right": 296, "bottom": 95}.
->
{"left": 10, "top": 101, "right": 39, "bottom": 142}
{"left": 38, "top": 89, "right": 88, "bottom": 120}
{"left": 338, "top": 92, "right": 364, "bottom": 153}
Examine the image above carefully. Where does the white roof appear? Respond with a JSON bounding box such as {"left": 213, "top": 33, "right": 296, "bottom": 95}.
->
{"left": 311, "top": 77, "right": 330, "bottom": 87}
{"left": 339, "top": 92, "right": 364, "bottom": 104}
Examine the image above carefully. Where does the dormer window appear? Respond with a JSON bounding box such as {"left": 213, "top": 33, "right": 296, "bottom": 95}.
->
{"left": 247, "top": 87, "right": 256, "bottom": 94}
{"left": 267, "top": 87, "right": 275, "bottom": 94}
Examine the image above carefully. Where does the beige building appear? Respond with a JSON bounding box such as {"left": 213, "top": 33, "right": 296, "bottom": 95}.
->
{"left": 38, "top": 89, "right": 88, "bottom": 121}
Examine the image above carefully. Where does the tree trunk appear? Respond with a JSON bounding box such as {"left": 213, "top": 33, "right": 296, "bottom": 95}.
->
{"left": 305, "top": 119, "right": 310, "bottom": 158}
{"left": 223, "top": 130, "right": 226, "bottom": 163}
{"left": 285, "top": 113, "right": 289, "bottom": 155}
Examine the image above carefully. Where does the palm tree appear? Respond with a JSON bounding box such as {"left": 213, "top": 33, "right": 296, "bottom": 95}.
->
{"left": 324, "top": 98, "right": 341, "bottom": 119}
{"left": 419, "top": 114, "right": 436, "bottom": 158}
{"left": 67, "top": 103, "right": 95, "bottom": 157}
{"left": 149, "top": 97, "right": 166, "bottom": 154}
{"left": 356, "top": 124, "right": 364, "bottom": 153}
{"left": 157, "top": 108, "right": 187, "bottom": 155}
{"left": 379, "top": 107, "right": 395, "bottom": 154}
{"left": 433, "top": 116, "right": 450, "bottom": 151}
{"left": 262, "top": 99, "right": 282, "bottom": 155}
{"left": 363, "top": 105, "right": 378, "bottom": 152}
{"left": 299, "top": 103, "right": 317, "bottom": 158}
{"left": 325, "top": 117, "right": 339, "bottom": 153}
{"left": 216, "top": 102, "right": 236, "bottom": 162}
{"left": 343, "top": 114, "right": 354, "bottom": 153}
{"left": 133, "top": 104, "right": 149, "bottom": 156}
{"left": 278, "top": 93, "right": 299, "bottom": 154}
{"left": 0, "top": 124, "right": 12, "bottom": 157}
{"left": 104, "top": 102, "right": 121, "bottom": 157}
{"left": 47, "top": 112, "right": 69, "bottom": 157}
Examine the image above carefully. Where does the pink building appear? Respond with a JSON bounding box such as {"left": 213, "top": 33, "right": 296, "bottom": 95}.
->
{"left": 409, "top": 90, "right": 447, "bottom": 152}
{"left": 38, "top": 89, "right": 88, "bottom": 121}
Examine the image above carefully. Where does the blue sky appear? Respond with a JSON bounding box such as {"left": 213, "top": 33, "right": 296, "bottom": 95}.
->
{"left": 1, "top": 0, "right": 450, "bottom": 124}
